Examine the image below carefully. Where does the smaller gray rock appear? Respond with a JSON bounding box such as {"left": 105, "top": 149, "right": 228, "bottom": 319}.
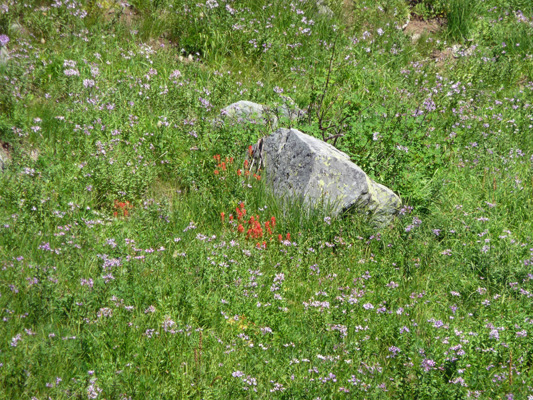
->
{"left": 316, "top": 0, "right": 334, "bottom": 17}
{"left": 218, "top": 99, "right": 303, "bottom": 129}
{"left": 276, "top": 96, "right": 305, "bottom": 122}
{"left": 220, "top": 101, "right": 272, "bottom": 125}
{"left": 9, "top": 22, "right": 28, "bottom": 37}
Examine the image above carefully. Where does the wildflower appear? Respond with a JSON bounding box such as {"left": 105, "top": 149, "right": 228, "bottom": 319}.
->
{"left": 387, "top": 346, "right": 401, "bottom": 358}
{"left": 87, "top": 378, "right": 102, "bottom": 399}
{"left": 97, "top": 308, "right": 113, "bottom": 318}
{"left": 144, "top": 305, "right": 156, "bottom": 314}
{"left": 220, "top": 212, "right": 225, "bottom": 223}
{"left": 0, "top": 34, "right": 9, "bottom": 47}
{"left": 64, "top": 68, "right": 80, "bottom": 76}
{"left": 83, "top": 79, "right": 95, "bottom": 88}
{"left": 10, "top": 334, "right": 22, "bottom": 347}
{"left": 421, "top": 358, "right": 436, "bottom": 372}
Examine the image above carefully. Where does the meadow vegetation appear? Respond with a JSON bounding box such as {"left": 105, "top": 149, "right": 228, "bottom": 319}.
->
{"left": 1, "top": 0, "right": 533, "bottom": 398}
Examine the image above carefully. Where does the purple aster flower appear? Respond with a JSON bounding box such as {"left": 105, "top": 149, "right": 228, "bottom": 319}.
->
{"left": 0, "top": 34, "right": 9, "bottom": 47}
{"left": 421, "top": 358, "right": 435, "bottom": 372}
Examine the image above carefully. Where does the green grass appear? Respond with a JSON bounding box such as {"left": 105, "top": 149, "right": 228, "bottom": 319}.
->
{"left": 1, "top": 0, "right": 533, "bottom": 398}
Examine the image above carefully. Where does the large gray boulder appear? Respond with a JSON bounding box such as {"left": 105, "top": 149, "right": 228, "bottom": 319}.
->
{"left": 218, "top": 99, "right": 302, "bottom": 128}
{"left": 250, "top": 128, "right": 401, "bottom": 226}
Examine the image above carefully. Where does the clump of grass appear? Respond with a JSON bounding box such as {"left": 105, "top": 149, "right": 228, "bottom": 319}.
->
{"left": 445, "top": 0, "right": 480, "bottom": 42}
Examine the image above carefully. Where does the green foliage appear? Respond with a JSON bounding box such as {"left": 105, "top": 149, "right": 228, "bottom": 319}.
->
{"left": 410, "top": 0, "right": 447, "bottom": 19}
{"left": 445, "top": 0, "right": 481, "bottom": 42}
{"left": 1, "top": 0, "right": 533, "bottom": 398}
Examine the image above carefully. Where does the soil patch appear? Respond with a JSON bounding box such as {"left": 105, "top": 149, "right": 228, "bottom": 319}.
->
{"left": 404, "top": 16, "right": 446, "bottom": 41}
{"left": 431, "top": 47, "right": 454, "bottom": 68}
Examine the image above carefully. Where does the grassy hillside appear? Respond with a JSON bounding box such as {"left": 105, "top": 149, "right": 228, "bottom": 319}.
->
{"left": 1, "top": 0, "right": 533, "bottom": 398}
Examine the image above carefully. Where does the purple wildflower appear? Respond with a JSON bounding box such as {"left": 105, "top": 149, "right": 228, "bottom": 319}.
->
{"left": 421, "top": 358, "right": 435, "bottom": 372}
{"left": 0, "top": 34, "right": 9, "bottom": 46}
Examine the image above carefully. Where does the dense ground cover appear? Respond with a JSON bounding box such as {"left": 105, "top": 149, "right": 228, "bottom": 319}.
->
{"left": 1, "top": 0, "right": 533, "bottom": 398}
